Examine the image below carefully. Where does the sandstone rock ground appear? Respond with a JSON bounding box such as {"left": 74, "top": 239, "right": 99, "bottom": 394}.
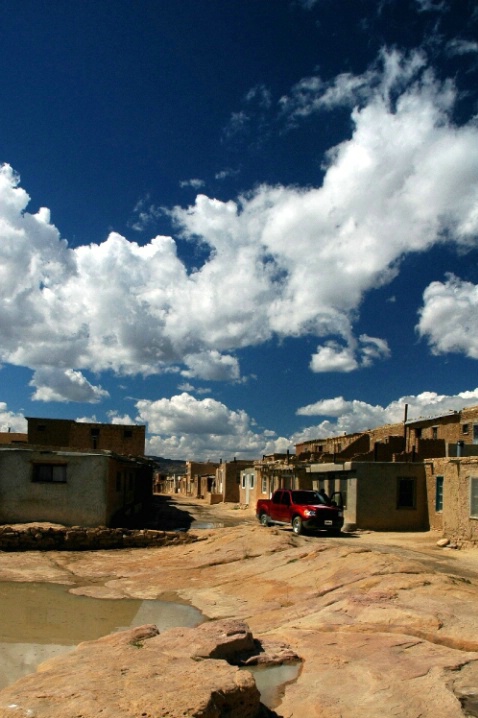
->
{"left": 0, "top": 496, "right": 478, "bottom": 717}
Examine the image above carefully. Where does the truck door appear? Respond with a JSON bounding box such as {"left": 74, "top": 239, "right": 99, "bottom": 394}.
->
{"left": 277, "top": 490, "right": 291, "bottom": 522}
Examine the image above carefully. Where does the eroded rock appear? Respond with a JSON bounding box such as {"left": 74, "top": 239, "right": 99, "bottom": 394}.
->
{"left": 0, "top": 620, "right": 287, "bottom": 718}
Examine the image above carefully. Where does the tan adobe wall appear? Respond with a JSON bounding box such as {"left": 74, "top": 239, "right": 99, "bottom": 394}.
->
{"left": 295, "top": 439, "right": 328, "bottom": 456}
{"left": 406, "top": 413, "right": 461, "bottom": 450}
{"left": 368, "top": 423, "right": 404, "bottom": 443}
{"left": 27, "top": 419, "right": 146, "bottom": 455}
{"left": 427, "top": 457, "right": 478, "bottom": 545}
{"left": 0, "top": 433, "right": 28, "bottom": 445}
{"left": 353, "top": 463, "right": 428, "bottom": 531}
{"left": 28, "top": 418, "right": 73, "bottom": 447}
{"left": 69, "top": 422, "right": 145, "bottom": 455}
{"left": 0, "top": 449, "right": 110, "bottom": 526}
{"left": 424, "top": 460, "right": 443, "bottom": 532}
{"left": 0, "top": 525, "right": 197, "bottom": 551}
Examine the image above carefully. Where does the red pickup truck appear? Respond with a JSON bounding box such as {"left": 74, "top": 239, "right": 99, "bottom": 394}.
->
{"left": 256, "top": 489, "right": 344, "bottom": 536}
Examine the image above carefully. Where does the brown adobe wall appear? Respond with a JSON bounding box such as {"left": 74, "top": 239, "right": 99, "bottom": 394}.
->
{"left": 0, "top": 433, "right": 28, "bottom": 445}
{"left": 368, "top": 423, "right": 404, "bottom": 442}
{"left": 0, "top": 525, "right": 198, "bottom": 551}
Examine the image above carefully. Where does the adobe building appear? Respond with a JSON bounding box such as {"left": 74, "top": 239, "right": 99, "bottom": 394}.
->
{"left": 306, "top": 460, "right": 428, "bottom": 531}
{"left": 0, "top": 445, "right": 153, "bottom": 527}
{"left": 295, "top": 423, "right": 405, "bottom": 464}
{"left": 425, "top": 456, "right": 478, "bottom": 544}
{"left": 27, "top": 418, "right": 146, "bottom": 456}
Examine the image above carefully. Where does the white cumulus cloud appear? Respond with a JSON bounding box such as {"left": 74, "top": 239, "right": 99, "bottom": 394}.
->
{"left": 294, "top": 389, "right": 478, "bottom": 439}
{"left": 1, "top": 49, "right": 478, "bottom": 398}
{"left": 136, "top": 392, "right": 291, "bottom": 460}
{"left": 417, "top": 275, "right": 478, "bottom": 358}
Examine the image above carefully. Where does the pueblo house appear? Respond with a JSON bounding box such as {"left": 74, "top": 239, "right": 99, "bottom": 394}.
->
{"left": 0, "top": 418, "right": 151, "bottom": 528}
{"left": 27, "top": 417, "right": 146, "bottom": 455}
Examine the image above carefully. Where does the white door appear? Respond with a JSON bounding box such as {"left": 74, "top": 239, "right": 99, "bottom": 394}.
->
{"left": 245, "top": 473, "right": 255, "bottom": 504}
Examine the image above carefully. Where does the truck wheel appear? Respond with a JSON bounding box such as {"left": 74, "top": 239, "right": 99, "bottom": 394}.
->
{"left": 259, "top": 513, "right": 270, "bottom": 527}
{"left": 292, "top": 516, "right": 304, "bottom": 535}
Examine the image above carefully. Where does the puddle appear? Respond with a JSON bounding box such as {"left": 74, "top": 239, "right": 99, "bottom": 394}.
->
{"left": 244, "top": 663, "right": 301, "bottom": 709}
{"left": 0, "top": 581, "right": 301, "bottom": 711}
{"left": 190, "top": 521, "right": 225, "bottom": 529}
{"left": 0, "top": 581, "right": 203, "bottom": 689}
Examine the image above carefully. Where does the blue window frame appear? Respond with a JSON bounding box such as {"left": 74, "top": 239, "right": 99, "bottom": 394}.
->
{"left": 435, "top": 476, "right": 444, "bottom": 512}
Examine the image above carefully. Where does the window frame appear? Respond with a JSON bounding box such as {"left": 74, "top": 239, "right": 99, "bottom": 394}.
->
{"left": 32, "top": 463, "right": 67, "bottom": 484}
{"left": 470, "top": 477, "right": 478, "bottom": 519}
{"left": 435, "top": 475, "right": 444, "bottom": 513}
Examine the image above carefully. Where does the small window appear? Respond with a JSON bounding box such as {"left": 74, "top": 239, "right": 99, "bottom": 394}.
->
{"left": 36, "top": 424, "right": 46, "bottom": 432}
{"left": 262, "top": 477, "right": 267, "bottom": 494}
{"left": 462, "top": 424, "right": 469, "bottom": 435}
{"left": 397, "top": 477, "right": 416, "bottom": 509}
{"left": 470, "top": 477, "right": 478, "bottom": 519}
{"left": 249, "top": 474, "right": 255, "bottom": 489}
{"left": 241, "top": 474, "right": 246, "bottom": 489}
{"left": 91, "top": 428, "right": 100, "bottom": 437}
{"left": 435, "top": 476, "right": 444, "bottom": 512}
{"left": 33, "top": 464, "right": 67, "bottom": 483}
{"left": 432, "top": 426, "right": 438, "bottom": 440}
{"left": 415, "top": 428, "right": 422, "bottom": 439}
{"left": 124, "top": 429, "right": 133, "bottom": 438}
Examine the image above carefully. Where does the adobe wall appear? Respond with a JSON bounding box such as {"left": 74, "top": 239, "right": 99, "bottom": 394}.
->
{"left": 0, "top": 525, "right": 197, "bottom": 551}
{"left": 27, "top": 418, "right": 146, "bottom": 455}
{"left": 428, "top": 457, "right": 478, "bottom": 545}
{"left": 69, "top": 423, "right": 145, "bottom": 455}
{"left": 0, "top": 450, "right": 110, "bottom": 527}
{"left": 0, "top": 433, "right": 28, "bottom": 445}
{"left": 354, "top": 463, "right": 428, "bottom": 531}
{"left": 368, "top": 423, "right": 404, "bottom": 443}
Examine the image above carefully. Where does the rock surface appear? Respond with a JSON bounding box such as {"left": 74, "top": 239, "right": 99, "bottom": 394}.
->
{"left": 1, "top": 497, "right": 478, "bottom": 717}
{"left": 0, "top": 620, "right": 269, "bottom": 718}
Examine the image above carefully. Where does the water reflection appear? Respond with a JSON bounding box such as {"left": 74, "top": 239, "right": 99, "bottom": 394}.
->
{"left": 246, "top": 663, "right": 301, "bottom": 709}
{"left": 0, "top": 581, "right": 203, "bottom": 689}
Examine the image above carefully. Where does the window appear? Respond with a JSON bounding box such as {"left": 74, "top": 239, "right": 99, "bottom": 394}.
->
{"left": 36, "top": 424, "right": 46, "bottom": 432}
{"left": 462, "top": 424, "right": 469, "bottom": 435}
{"left": 241, "top": 474, "right": 246, "bottom": 489}
{"left": 32, "top": 464, "right": 66, "bottom": 483}
{"left": 91, "top": 428, "right": 100, "bottom": 449}
{"left": 124, "top": 429, "right": 133, "bottom": 438}
{"left": 397, "top": 477, "right": 416, "bottom": 509}
{"left": 272, "top": 492, "right": 282, "bottom": 504}
{"left": 432, "top": 426, "right": 438, "bottom": 440}
{"left": 415, "top": 428, "right": 422, "bottom": 439}
{"left": 435, "top": 476, "right": 444, "bottom": 512}
{"left": 470, "top": 478, "right": 478, "bottom": 519}
{"left": 262, "top": 477, "right": 267, "bottom": 494}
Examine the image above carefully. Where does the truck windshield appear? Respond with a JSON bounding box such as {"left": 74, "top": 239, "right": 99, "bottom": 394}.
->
{"left": 291, "top": 491, "right": 329, "bottom": 506}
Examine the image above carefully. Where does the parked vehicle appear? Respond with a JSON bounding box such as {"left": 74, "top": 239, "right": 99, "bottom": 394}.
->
{"left": 256, "top": 489, "right": 344, "bottom": 535}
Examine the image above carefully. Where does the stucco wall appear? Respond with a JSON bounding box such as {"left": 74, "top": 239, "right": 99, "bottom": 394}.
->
{"left": 0, "top": 449, "right": 110, "bottom": 526}
{"left": 427, "top": 457, "right": 478, "bottom": 545}
{"left": 353, "top": 463, "right": 428, "bottom": 531}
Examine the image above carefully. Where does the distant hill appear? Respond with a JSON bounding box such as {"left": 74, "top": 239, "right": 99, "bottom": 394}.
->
{"left": 146, "top": 456, "right": 186, "bottom": 474}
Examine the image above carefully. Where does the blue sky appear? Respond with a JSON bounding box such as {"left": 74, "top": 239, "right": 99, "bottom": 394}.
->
{"left": 1, "top": 0, "right": 478, "bottom": 460}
